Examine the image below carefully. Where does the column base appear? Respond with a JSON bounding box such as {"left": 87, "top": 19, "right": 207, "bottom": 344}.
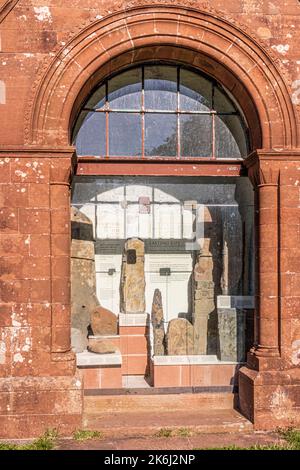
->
{"left": 0, "top": 372, "right": 83, "bottom": 438}
{"left": 239, "top": 365, "right": 300, "bottom": 430}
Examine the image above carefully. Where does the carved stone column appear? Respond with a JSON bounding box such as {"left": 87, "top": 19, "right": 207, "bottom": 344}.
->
{"left": 244, "top": 152, "right": 280, "bottom": 363}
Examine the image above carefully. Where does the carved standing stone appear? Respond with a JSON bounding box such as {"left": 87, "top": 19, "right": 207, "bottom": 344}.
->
{"left": 151, "top": 289, "right": 165, "bottom": 356}
{"left": 91, "top": 306, "right": 118, "bottom": 336}
{"left": 218, "top": 308, "right": 245, "bottom": 362}
{"left": 220, "top": 239, "right": 229, "bottom": 295}
{"left": 166, "top": 318, "right": 194, "bottom": 355}
{"left": 71, "top": 207, "right": 99, "bottom": 352}
{"left": 120, "top": 238, "right": 146, "bottom": 314}
{"left": 193, "top": 239, "right": 215, "bottom": 355}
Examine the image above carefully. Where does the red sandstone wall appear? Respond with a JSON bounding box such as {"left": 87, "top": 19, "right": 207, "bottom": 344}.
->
{"left": 1, "top": 0, "right": 300, "bottom": 435}
{"left": 0, "top": 0, "right": 300, "bottom": 145}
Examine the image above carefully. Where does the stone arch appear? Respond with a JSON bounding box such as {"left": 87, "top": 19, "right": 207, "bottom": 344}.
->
{"left": 26, "top": 5, "right": 299, "bottom": 150}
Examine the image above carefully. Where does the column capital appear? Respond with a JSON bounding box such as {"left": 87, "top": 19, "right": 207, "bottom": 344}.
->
{"left": 244, "top": 150, "right": 281, "bottom": 187}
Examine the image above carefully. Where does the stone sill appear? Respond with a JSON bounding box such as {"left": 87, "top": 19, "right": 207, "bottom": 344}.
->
{"left": 76, "top": 350, "right": 122, "bottom": 366}
{"left": 89, "top": 335, "right": 120, "bottom": 339}
{"left": 153, "top": 355, "right": 242, "bottom": 366}
{"left": 118, "top": 313, "right": 149, "bottom": 326}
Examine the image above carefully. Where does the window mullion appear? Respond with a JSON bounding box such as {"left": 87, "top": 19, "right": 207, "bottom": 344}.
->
{"left": 142, "top": 65, "right": 145, "bottom": 159}
{"left": 177, "top": 66, "right": 181, "bottom": 159}
{"left": 105, "top": 80, "right": 109, "bottom": 158}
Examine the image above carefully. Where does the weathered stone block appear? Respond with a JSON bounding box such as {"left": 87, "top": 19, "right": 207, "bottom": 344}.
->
{"left": 218, "top": 308, "right": 245, "bottom": 362}
{"left": 166, "top": 318, "right": 194, "bottom": 355}
{"left": 91, "top": 306, "right": 118, "bottom": 336}
{"left": 120, "top": 238, "right": 145, "bottom": 314}
{"left": 151, "top": 289, "right": 165, "bottom": 356}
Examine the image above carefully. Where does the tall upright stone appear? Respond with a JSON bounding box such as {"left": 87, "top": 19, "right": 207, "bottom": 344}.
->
{"left": 166, "top": 318, "right": 194, "bottom": 355}
{"left": 220, "top": 239, "right": 229, "bottom": 295}
{"left": 120, "top": 238, "right": 145, "bottom": 314}
{"left": 151, "top": 289, "right": 165, "bottom": 356}
{"left": 218, "top": 308, "right": 245, "bottom": 362}
{"left": 71, "top": 207, "right": 99, "bottom": 352}
{"left": 193, "top": 209, "right": 215, "bottom": 355}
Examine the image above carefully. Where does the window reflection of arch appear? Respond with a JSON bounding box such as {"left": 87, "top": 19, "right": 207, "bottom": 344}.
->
{"left": 73, "top": 64, "right": 249, "bottom": 160}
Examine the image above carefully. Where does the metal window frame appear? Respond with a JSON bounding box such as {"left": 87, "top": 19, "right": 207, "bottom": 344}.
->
{"left": 75, "top": 64, "right": 250, "bottom": 160}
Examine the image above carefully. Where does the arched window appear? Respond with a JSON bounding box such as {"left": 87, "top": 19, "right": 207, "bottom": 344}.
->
{"left": 73, "top": 64, "right": 249, "bottom": 159}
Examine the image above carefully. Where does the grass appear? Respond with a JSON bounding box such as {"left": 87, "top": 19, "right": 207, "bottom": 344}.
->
{"left": 0, "top": 428, "right": 58, "bottom": 451}
{"left": 72, "top": 429, "right": 103, "bottom": 441}
{"left": 177, "top": 428, "right": 193, "bottom": 437}
{"left": 194, "top": 429, "right": 300, "bottom": 450}
{"left": 155, "top": 428, "right": 174, "bottom": 438}
{"left": 155, "top": 427, "right": 193, "bottom": 438}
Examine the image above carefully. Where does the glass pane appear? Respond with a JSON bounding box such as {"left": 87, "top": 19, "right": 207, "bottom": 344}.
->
{"left": 216, "top": 115, "right": 248, "bottom": 158}
{"left": 75, "top": 111, "right": 106, "bottom": 156}
{"left": 180, "top": 70, "right": 212, "bottom": 111}
{"left": 108, "top": 68, "right": 142, "bottom": 110}
{"left": 180, "top": 115, "right": 212, "bottom": 157}
{"left": 72, "top": 175, "right": 254, "bottom": 365}
{"left": 213, "top": 86, "right": 235, "bottom": 113}
{"left": 145, "top": 114, "right": 177, "bottom": 156}
{"left": 144, "top": 66, "right": 177, "bottom": 110}
{"left": 109, "top": 113, "right": 142, "bottom": 156}
{"left": 85, "top": 85, "right": 106, "bottom": 110}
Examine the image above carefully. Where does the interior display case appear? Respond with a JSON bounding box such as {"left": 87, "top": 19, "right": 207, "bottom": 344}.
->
{"left": 72, "top": 175, "right": 254, "bottom": 385}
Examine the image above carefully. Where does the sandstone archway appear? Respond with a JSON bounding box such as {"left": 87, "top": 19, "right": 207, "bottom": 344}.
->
{"left": 26, "top": 5, "right": 298, "bottom": 151}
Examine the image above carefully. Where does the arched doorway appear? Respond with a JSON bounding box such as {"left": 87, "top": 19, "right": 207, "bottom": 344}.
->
{"left": 71, "top": 63, "right": 255, "bottom": 390}
{"left": 20, "top": 4, "right": 299, "bottom": 430}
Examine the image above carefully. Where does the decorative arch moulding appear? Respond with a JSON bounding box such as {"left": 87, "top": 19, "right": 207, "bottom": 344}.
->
{"left": 25, "top": 3, "right": 299, "bottom": 152}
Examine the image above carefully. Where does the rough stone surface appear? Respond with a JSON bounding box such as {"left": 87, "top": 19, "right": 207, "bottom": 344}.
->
{"left": 71, "top": 328, "right": 87, "bottom": 354}
{"left": 120, "top": 238, "right": 145, "bottom": 314}
{"left": 91, "top": 306, "right": 118, "bottom": 336}
{"left": 88, "top": 339, "right": 117, "bottom": 354}
{"left": 71, "top": 207, "right": 99, "bottom": 352}
{"left": 151, "top": 289, "right": 165, "bottom": 356}
{"left": 217, "top": 308, "right": 245, "bottom": 362}
{"left": 193, "top": 221, "right": 216, "bottom": 355}
{"left": 166, "top": 318, "right": 195, "bottom": 356}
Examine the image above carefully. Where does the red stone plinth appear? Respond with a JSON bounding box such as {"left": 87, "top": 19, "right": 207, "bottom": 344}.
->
{"left": 0, "top": 374, "right": 83, "bottom": 438}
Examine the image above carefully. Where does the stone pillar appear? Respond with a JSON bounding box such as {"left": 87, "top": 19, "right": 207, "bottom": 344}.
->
{"left": 120, "top": 238, "right": 145, "bottom": 314}
{"left": 0, "top": 150, "right": 82, "bottom": 438}
{"left": 151, "top": 289, "right": 165, "bottom": 356}
{"left": 256, "top": 181, "right": 280, "bottom": 357}
{"left": 239, "top": 150, "right": 300, "bottom": 430}
{"left": 193, "top": 207, "right": 215, "bottom": 355}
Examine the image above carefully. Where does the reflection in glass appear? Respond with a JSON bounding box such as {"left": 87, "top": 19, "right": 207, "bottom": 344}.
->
{"left": 85, "top": 85, "right": 106, "bottom": 110}
{"left": 108, "top": 69, "right": 142, "bottom": 110}
{"left": 75, "top": 112, "right": 106, "bottom": 156}
{"left": 216, "top": 115, "right": 247, "bottom": 158}
{"left": 213, "top": 87, "right": 235, "bottom": 113}
{"left": 145, "top": 114, "right": 177, "bottom": 156}
{"left": 180, "top": 115, "right": 212, "bottom": 157}
{"left": 109, "top": 113, "right": 142, "bottom": 156}
{"left": 144, "top": 66, "right": 177, "bottom": 110}
{"left": 73, "top": 64, "right": 250, "bottom": 160}
{"left": 180, "top": 70, "right": 212, "bottom": 111}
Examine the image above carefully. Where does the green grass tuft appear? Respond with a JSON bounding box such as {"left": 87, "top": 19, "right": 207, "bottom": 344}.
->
{"left": 0, "top": 428, "right": 58, "bottom": 451}
{"left": 155, "top": 428, "right": 174, "bottom": 438}
{"left": 177, "top": 428, "right": 192, "bottom": 437}
{"left": 73, "top": 430, "right": 103, "bottom": 441}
